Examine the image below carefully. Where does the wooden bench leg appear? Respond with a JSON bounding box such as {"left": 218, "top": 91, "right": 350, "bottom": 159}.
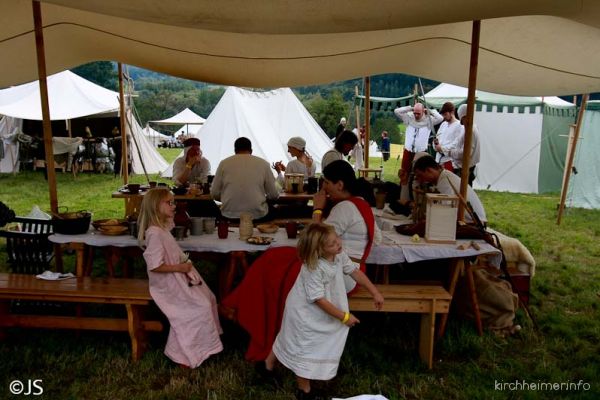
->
{"left": 126, "top": 304, "right": 147, "bottom": 361}
{"left": 419, "top": 299, "right": 436, "bottom": 369}
{"left": 0, "top": 300, "right": 9, "bottom": 340}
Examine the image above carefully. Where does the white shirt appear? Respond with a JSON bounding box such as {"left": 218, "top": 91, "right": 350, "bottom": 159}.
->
{"left": 276, "top": 158, "right": 316, "bottom": 186}
{"left": 445, "top": 124, "right": 481, "bottom": 169}
{"left": 436, "top": 169, "right": 487, "bottom": 223}
{"left": 436, "top": 119, "right": 462, "bottom": 164}
{"left": 394, "top": 106, "right": 443, "bottom": 153}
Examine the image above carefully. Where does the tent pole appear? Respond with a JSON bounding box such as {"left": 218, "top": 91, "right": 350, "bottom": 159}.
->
{"left": 458, "top": 20, "right": 481, "bottom": 222}
{"left": 354, "top": 85, "right": 361, "bottom": 137}
{"left": 118, "top": 63, "right": 129, "bottom": 184}
{"left": 557, "top": 94, "right": 588, "bottom": 225}
{"left": 364, "top": 76, "right": 370, "bottom": 168}
{"left": 32, "top": 0, "right": 58, "bottom": 214}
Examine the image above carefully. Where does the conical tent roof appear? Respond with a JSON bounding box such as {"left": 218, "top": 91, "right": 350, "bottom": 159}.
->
{"left": 150, "top": 108, "right": 206, "bottom": 125}
{"left": 0, "top": 70, "right": 119, "bottom": 120}
{"left": 162, "top": 87, "right": 332, "bottom": 177}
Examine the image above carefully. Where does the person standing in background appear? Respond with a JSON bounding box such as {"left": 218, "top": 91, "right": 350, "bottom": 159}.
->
{"left": 436, "top": 103, "right": 480, "bottom": 186}
{"left": 381, "top": 131, "right": 391, "bottom": 162}
{"left": 434, "top": 102, "right": 462, "bottom": 172}
{"left": 394, "top": 103, "right": 443, "bottom": 201}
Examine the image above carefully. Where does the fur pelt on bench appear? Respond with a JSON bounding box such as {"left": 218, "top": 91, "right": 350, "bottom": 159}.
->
{"left": 487, "top": 228, "right": 536, "bottom": 276}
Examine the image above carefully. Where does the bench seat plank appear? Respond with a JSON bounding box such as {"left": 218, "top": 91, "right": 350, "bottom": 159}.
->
{"left": 0, "top": 273, "right": 161, "bottom": 361}
{"left": 349, "top": 284, "right": 451, "bottom": 369}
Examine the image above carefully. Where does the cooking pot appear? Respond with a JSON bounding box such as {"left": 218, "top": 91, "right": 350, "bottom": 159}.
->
{"left": 52, "top": 208, "right": 92, "bottom": 234}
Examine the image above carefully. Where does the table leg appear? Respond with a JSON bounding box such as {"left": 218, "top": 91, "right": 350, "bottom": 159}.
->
{"left": 437, "top": 258, "right": 463, "bottom": 339}
{"left": 70, "top": 243, "right": 87, "bottom": 277}
{"left": 465, "top": 261, "right": 483, "bottom": 336}
{"left": 126, "top": 304, "right": 147, "bottom": 361}
{"left": 218, "top": 251, "right": 247, "bottom": 299}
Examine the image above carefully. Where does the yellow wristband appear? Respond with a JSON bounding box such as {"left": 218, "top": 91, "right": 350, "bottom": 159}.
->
{"left": 341, "top": 312, "right": 350, "bottom": 324}
{"left": 312, "top": 209, "right": 323, "bottom": 215}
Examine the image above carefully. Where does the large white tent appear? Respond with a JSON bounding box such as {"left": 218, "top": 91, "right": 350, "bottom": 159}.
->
{"left": 0, "top": 70, "right": 119, "bottom": 120}
{"left": 162, "top": 87, "right": 332, "bottom": 178}
{"left": 424, "top": 83, "right": 576, "bottom": 194}
{"left": 0, "top": 70, "right": 167, "bottom": 174}
{"left": 1, "top": 1, "right": 600, "bottom": 96}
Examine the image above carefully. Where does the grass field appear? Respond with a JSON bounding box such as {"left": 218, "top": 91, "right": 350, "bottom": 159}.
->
{"left": 0, "top": 152, "right": 598, "bottom": 399}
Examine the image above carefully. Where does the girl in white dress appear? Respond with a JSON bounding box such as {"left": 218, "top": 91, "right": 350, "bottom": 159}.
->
{"left": 138, "top": 188, "right": 223, "bottom": 368}
{"left": 267, "top": 223, "right": 383, "bottom": 399}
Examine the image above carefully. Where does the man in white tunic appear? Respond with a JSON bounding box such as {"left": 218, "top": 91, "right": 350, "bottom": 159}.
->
{"left": 394, "top": 103, "right": 443, "bottom": 201}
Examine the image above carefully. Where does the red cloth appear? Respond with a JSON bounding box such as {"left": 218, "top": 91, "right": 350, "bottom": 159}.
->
{"left": 221, "top": 197, "right": 375, "bottom": 361}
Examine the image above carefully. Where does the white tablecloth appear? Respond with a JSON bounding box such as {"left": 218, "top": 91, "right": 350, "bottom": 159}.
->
{"left": 50, "top": 227, "right": 501, "bottom": 266}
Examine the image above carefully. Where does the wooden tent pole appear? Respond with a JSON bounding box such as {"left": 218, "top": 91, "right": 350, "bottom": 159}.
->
{"left": 32, "top": 0, "right": 58, "bottom": 213}
{"left": 458, "top": 20, "right": 481, "bottom": 222}
{"left": 354, "top": 85, "right": 360, "bottom": 136}
{"left": 364, "top": 76, "right": 370, "bottom": 168}
{"left": 118, "top": 63, "right": 129, "bottom": 184}
{"left": 557, "top": 94, "right": 588, "bottom": 225}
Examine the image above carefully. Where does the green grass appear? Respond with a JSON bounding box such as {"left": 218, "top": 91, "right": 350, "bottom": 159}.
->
{"left": 0, "top": 155, "right": 599, "bottom": 399}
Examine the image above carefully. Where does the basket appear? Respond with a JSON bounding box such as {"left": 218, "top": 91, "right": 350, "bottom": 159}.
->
{"left": 52, "top": 209, "right": 92, "bottom": 235}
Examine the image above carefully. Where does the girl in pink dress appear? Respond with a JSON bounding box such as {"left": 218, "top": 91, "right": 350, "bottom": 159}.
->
{"left": 138, "top": 188, "right": 223, "bottom": 368}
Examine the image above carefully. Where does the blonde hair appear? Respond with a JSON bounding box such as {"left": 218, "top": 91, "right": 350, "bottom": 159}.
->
{"left": 137, "top": 188, "right": 172, "bottom": 245}
{"left": 297, "top": 222, "right": 336, "bottom": 270}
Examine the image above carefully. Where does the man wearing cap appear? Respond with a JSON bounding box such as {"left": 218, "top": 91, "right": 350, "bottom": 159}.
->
{"left": 211, "top": 137, "right": 279, "bottom": 221}
{"left": 435, "top": 104, "right": 481, "bottom": 186}
{"left": 172, "top": 137, "right": 211, "bottom": 186}
{"left": 434, "top": 102, "right": 462, "bottom": 172}
{"left": 273, "top": 136, "right": 315, "bottom": 187}
{"left": 394, "top": 103, "right": 443, "bottom": 201}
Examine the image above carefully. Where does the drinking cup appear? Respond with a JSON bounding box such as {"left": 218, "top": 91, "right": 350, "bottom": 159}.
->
{"left": 173, "top": 226, "right": 186, "bottom": 241}
{"left": 148, "top": 181, "right": 157, "bottom": 188}
{"left": 217, "top": 220, "right": 229, "bottom": 239}
{"left": 203, "top": 218, "right": 216, "bottom": 234}
{"left": 291, "top": 183, "right": 299, "bottom": 194}
{"left": 190, "top": 217, "right": 204, "bottom": 236}
{"left": 128, "top": 221, "right": 138, "bottom": 237}
{"left": 375, "top": 192, "right": 386, "bottom": 210}
{"left": 285, "top": 221, "right": 298, "bottom": 239}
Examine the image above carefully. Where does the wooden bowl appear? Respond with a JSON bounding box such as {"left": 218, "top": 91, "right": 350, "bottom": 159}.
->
{"left": 98, "top": 225, "right": 128, "bottom": 236}
{"left": 256, "top": 223, "right": 278, "bottom": 234}
{"left": 92, "top": 218, "right": 127, "bottom": 230}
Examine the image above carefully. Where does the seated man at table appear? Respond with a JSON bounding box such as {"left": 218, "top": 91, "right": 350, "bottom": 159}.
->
{"left": 211, "top": 137, "right": 279, "bottom": 221}
{"left": 412, "top": 154, "right": 487, "bottom": 225}
{"left": 172, "top": 138, "right": 211, "bottom": 186}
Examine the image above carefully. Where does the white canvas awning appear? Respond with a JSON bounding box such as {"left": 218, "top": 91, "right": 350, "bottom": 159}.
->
{"left": 0, "top": 1, "right": 599, "bottom": 95}
{"left": 0, "top": 70, "right": 119, "bottom": 120}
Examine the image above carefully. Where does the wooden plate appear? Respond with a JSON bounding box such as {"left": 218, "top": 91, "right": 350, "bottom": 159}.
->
{"left": 246, "top": 236, "right": 274, "bottom": 245}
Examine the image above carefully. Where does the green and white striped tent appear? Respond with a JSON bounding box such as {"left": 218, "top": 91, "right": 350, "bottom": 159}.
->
{"left": 567, "top": 101, "right": 600, "bottom": 209}
{"left": 359, "top": 83, "right": 577, "bottom": 193}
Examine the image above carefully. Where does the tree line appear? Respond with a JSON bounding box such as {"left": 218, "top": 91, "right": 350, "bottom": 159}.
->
{"left": 73, "top": 62, "right": 443, "bottom": 148}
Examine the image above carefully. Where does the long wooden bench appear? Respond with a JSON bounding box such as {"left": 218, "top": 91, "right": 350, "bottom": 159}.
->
{"left": 349, "top": 284, "right": 452, "bottom": 369}
{"left": 0, "top": 273, "right": 163, "bottom": 361}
